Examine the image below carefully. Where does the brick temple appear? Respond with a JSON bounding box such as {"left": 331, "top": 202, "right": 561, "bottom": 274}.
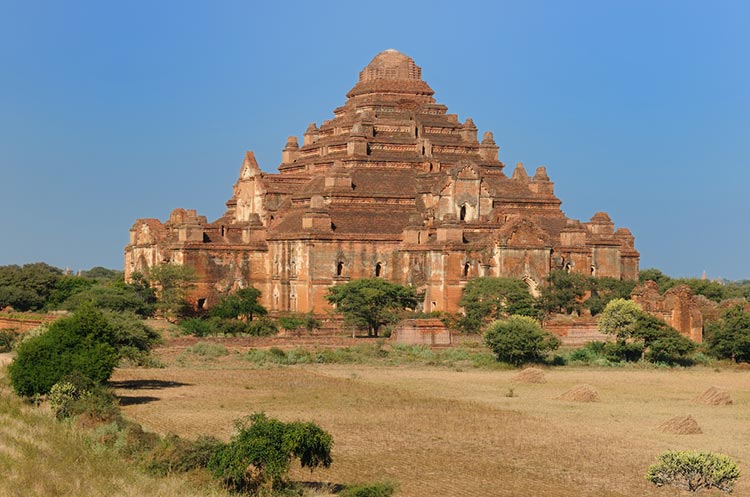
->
{"left": 125, "top": 49, "right": 639, "bottom": 314}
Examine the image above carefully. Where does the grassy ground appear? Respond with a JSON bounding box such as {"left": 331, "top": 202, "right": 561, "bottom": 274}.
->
{"left": 0, "top": 367, "right": 232, "bottom": 497}
{"left": 111, "top": 344, "right": 750, "bottom": 497}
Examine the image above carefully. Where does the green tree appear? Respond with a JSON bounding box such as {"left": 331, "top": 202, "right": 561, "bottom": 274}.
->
{"left": 597, "top": 298, "right": 644, "bottom": 342}
{"left": 584, "top": 277, "right": 637, "bottom": 316}
{"left": 209, "top": 413, "right": 333, "bottom": 492}
{"left": 647, "top": 450, "right": 740, "bottom": 493}
{"left": 0, "top": 262, "right": 63, "bottom": 311}
{"left": 47, "top": 275, "right": 95, "bottom": 308}
{"left": 78, "top": 266, "right": 123, "bottom": 282}
{"left": 61, "top": 282, "right": 156, "bottom": 316}
{"left": 325, "top": 279, "right": 419, "bottom": 337}
{"left": 483, "top": 315, "right": 560, "bottom": 365}
{"left": 598, "top": 298, "right": 695, "bottom": 364}
{"left": 639, "top": 268, "right": 673, "bottom": 291}
{"left": 707, "top": 305, "right": 750, "bottom": 363}
{"left": 539, "top": 270, "right": 588, "bottom": 316}
{"left": 210, "top": 287, "right": 268, "bottom": 321}
{"left": 146, "top": 263, "right": 196, "bottom": 320}
{"left": 277, "top": 312, "right": 320, "bottom": 334}
{"left": 458, "top": 277, "right": 537, "bottom": 334}
{"left": 8, "top": 305, "right": 119, "bottom": 396}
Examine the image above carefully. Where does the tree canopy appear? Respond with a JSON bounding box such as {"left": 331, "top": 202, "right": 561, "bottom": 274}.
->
{"left": 706, "top": 305, "right": 750, "bottom": 363}
{"left": 146, "top": 263, "right": 196, "bottom": 320}
{"left": 0, "top": 263, "right": 62, "bottom": 311}
{"left": 210, "top": 287, "right": 268, "bottom": 321}
{"left": 597, "top": 298, "right": 696, "bottom": 364}
{"left": 325, "top": 278, "right": 419, "bottom": 337}
{"left": 538, "top": 270, "right": 588, "bottom": 316}
{"left": 458, "top": 277, "right": 537, "bottom": 334}
{"left": 483, "top": 315, "right": 560, "bottom": 365}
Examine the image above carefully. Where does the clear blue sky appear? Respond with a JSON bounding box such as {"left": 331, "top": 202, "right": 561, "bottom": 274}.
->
{"left": 1, "top": 0, "right": 748, "bottom": 279}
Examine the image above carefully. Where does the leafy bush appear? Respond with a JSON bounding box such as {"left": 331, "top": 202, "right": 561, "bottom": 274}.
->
{"left": 646, "top": 450, "right": 740, "bottom": 493}
{"left": 210, "top": 287, "right": 267, "bottom": 321}
{"left": 48, "top": 380, "right": 85, "bottom": 419}
{"left": 48, "top": 372, "right": 118, "bottom": 421}
{"left": 604, "top": 341, "right": 644, "bottom": 362}
{"left": 102, "top": 310, "right": 160, "bottom": 363}
{"left": 145, "top": 434, "right": 224, "bottom": 476}
{"left": 213, "top": 318, "right": 248, "bottom": 336}
{"left": 340, "top": 481, "right": 397, "bottom": 497}
{"left": 180, "top": 316, "right": 278, "bottom": 337}
{"left": 646, "top": 333, "right": 697, "bottom": 365}
{"left": 0, "top": 328, "right": 19, "bottom": 352}
{"left": 209, "top": 412, "right": 332, "bottom": 492}
{"left": 567, "top": 341, "right": 608, "bottom": 363}
{"left": 277, "top": 312, "right": 316, "bottom": 334}
{"left": 246, "top": 318, "right": 278, "bottom": 337}
{"left": 707, "top": 305, "right": 750, "bottom": 363}
{"left": 179, "top": 317, "right": 213, "bottom": 337}
{"left": 8, "top": 311, "right": 118, "bottom": 396}
{"left": 483, "top": 315, "right": 561, "bottom": 366}
{"left": 61, "top": 283, "right": 155, "bottom": 317}
{"left": 458, "top": 277, "right": 538, "bottom": 333}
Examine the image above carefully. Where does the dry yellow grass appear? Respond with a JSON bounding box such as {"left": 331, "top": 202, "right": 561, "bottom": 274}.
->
{"left": 0, "top": 372, "right": 233, "bottom": 497}
{"left": 111, "top": 353, "right": 750, "bottom": 497}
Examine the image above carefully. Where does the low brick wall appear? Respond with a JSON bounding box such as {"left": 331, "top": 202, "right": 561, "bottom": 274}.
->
{"left": 544, "top": 317, "right": 610, "bottom": 346}
{"left": 392, "top": 318, "right": 452, "bottom": 346}
{"left": 0, "top": 314, "right": 59, "bottom": 332}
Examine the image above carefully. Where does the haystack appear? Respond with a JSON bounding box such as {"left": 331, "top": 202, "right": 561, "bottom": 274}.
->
{"left": 658, "top": 415, "right": 703, "bottom": 435}
{"left": 512, "top": 367, "right": 546, "bottom": 384}
{"left": 556, "top": 384, "right": 600, "bottom": 402}
{"left": 693, "top": 386, "right": 733, "bottom": 406}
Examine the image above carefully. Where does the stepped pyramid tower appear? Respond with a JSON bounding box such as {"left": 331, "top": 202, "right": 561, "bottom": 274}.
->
{"left": 125, "top": 49, "right": 639, "bottom": 313}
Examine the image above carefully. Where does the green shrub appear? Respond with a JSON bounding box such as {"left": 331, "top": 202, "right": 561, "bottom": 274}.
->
{"left": 145, "top": 434, "right": 224, "bottom": 476}
{"left": 0, "top": 328, "right": 19, "bottom": 352}
{"left": 246, "top": 318, "right": 278, "bottom": 337}
{"left": 647, "top": 450, "right": 740, "bottom": 493}
{"left": 117, "top": 421, "right": 161, "bottom": 458}
{"left": 707, "top": 305, "right": 750, "bottom": 363}
{"left": 213, "top": 318, "right": 248, "bottom": 336}
{"left": 9, "top": 327, "right": 118, "bottom": 397}
{"left": 179, "top": 317, "right": 213, "bottom": 337}
{"left": 48, "top": 372, "right": 119, "bottom": 421}
{"left": 604, "top": 341, "right": 644, "bottom": 362}
{"left": 483, "top": 315, "right": 561, "bottom": 366}
{"left": 186, "top": 341, "right": 229, "bottom": 359}
{"left": 340, "top": 481, "right": 397, "bottom": 497}
{"left": 102, "top": 310, "right": 160, "bottom": 363}
{"left": 209, "top": 412, "right": 332, "bottom": 492}
{"left": 48, "top": 380, "right": 86, "bottom": 420}
{"left": 646, "top": 333, "right": 696, "bottom": 365}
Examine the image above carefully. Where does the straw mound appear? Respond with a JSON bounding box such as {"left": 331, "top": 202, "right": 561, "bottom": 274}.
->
{"left": 658, "top": 415, "right": 703, "bottom": 435}
{"left": 735, "top": 362, "right": 750, "bottom": 370}
{"left": 512, "top": 367, "right": 547, "bottom": 384}
{"left": 556, "top": 384, "right": 600, "bottom": 402}
{"left": 693, "top": 386, "right": 733, "bottom": 406}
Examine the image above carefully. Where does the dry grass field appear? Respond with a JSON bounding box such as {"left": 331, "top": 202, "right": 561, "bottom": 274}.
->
{"left": 0, "top": 366, "right": 232, "bottom": 497}
{"left": 111, "top": 345, "right": 750, "bottom": 497}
